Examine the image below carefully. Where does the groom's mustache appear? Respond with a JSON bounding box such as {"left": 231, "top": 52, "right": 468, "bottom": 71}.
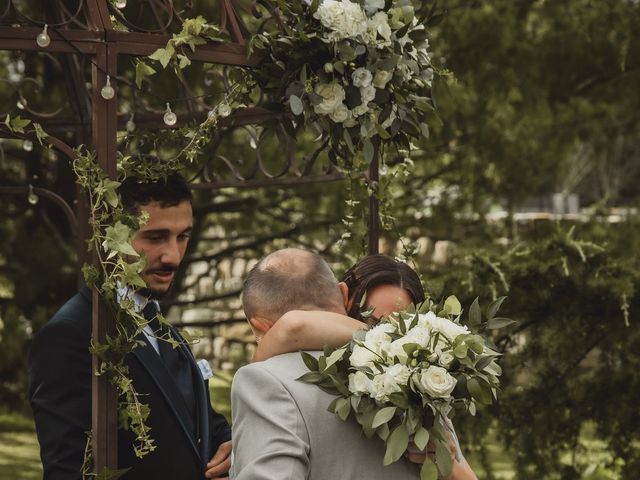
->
{"left": 147, "top": 266, "right": 178, "bottom": 274}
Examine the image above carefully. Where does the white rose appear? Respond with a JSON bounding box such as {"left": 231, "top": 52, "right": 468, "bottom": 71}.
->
{"left": 405, "top": 325, "right": 431, "bottom": 347}
{"left": 314, "top": 0, "right": 368, "bottom": 41}
{"left": 352, "top": 68, "right": 373, "bottom": 88}
{"left": 352, "top": 104, "right": 369, "bottom": 117}
{"left": 363, "top": 0, "right": 385, "bottom": 15}
{"left": 388, "top": 337, "right": 414, "bottom": 364}
{"left": 386, "top": 364, "right": 411, "bottom": 385}
{"left": 349, "top": 370, "right": 373, "bottom": 394}
{"left": 415, "top": 366, "right": 457, "bottom": 398}
{"left": 349, "top": 344, "right": 377, "bottom": 368}
{"left": 422, "top": 314, "right": 470, "bottom": 342}
{"left": 373, "top": 69, "right": 393, "bottom": 88}
{"left": 329, "top": 103, "right": 350, "bottom": 123}
{"left": 367, "top": 11, "right": 392, "bottom": 45}
{"left": 364, "top": 323, "right": 395, "bottom": 351}
{"left": 314, "top": 82, "right": 346, "bottom": 115}
{"left": 370, "top": 369, "right": 401, "bottom": 402}
{"left": 438, "top": 351, "right": 455, "bottom": 368}
{"left": 360, "top": 85, "right": 376, "bottom": 104}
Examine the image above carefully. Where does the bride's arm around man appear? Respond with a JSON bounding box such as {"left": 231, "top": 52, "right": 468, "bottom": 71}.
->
{"left": 230, "top": 248, "right": 423, "bottom": 480}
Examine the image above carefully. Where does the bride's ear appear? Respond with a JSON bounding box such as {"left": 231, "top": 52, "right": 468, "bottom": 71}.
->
{"left": 338, "top": 282, "right": 350, "bottom": 310}
{"left": 248, "top": 316, "right": 274, "bottom": 335}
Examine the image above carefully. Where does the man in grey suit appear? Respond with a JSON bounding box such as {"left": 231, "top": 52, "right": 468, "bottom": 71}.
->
{"left": 231, "top": 248, "right": 421, "bottom": 479}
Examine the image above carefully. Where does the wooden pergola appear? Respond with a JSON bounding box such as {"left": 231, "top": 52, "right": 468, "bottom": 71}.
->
{"left": 0, "top": 0, "right": 380, "bottom": 474}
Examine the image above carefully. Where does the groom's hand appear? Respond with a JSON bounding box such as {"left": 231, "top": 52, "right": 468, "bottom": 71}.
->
{"left": 205, "top": 440, "right": 232, "bottom": 479}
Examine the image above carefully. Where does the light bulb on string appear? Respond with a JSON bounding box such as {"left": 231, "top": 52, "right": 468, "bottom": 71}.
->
{"left": 126, "top": 113, "right": 136, "bottom": 133}
{"left": 23, "top": 139, "right": 33, "bottom": 152}
{"left": 28, "top": 185, "right": 39, "bottom": 205}
{"left": 36, "top": 24, "right": 51, "bottom": 48}
{"left": 163, "top": 103, "right": 177, "bottom": 126}
{"left": 101, "top": 75, "right": 115, "bottom": 100}
{"left": 17, "top": 96, "right": 27, "bottom": 110}
{"left": 115, "top": 0, "right": 127, "bottom": 8}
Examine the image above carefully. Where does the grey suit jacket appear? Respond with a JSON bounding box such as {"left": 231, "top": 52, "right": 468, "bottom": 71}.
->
{"left": 231, "top": 352, "right": 421, "bottom": 480}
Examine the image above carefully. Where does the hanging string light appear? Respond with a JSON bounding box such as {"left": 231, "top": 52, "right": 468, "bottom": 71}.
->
{"left": 23, "top": 139, "right": 33, "bottom": 152}
{"left": 126, "top": 113, "right": 136, "bottom": 132}
{"left": 27, "top": 184, "right": 39, "bottom": 205}
{"left": 16, "top": 95, "right": 27, "bottom": 110}
{"left": 163, "top": 103, "right": 177, "bottom": 126}
{"left": 115, "top": 0, "right": 127, "bottom": 8}
{"left": 36, "top": 25, "right": 51, "bottom": 48}
{"left": 101, "top": 75, "right": 115, "bottom": 100}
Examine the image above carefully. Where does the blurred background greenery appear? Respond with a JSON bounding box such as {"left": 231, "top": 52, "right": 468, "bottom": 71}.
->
{"left": 1, "top": 0, "right": 639, "bottom": 479}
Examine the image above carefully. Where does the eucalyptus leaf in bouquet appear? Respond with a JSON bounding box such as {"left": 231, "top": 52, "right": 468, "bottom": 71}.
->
{"left": 298, "top": 296, "right": 512, "bottom": 479}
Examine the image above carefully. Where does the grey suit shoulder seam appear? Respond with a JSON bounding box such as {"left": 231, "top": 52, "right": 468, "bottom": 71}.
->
{"left": 245, "top": 361, "right": 312, "bottom": 441}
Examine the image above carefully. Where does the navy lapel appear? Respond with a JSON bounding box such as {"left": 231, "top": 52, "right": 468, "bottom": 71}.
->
{"left": 130, "top": 335, "right": 201, "bottom": 462}
{"left": 172, "top": 327, "right": 211, "bottom": 463}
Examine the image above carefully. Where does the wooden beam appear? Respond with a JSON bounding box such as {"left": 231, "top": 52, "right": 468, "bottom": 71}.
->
{"left": 90, "top": 42, "right": 119, "bottom": 475}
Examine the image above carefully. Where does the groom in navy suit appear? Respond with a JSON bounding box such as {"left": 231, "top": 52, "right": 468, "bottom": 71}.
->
{"left": 29, "top": 174, "right": 231, "bottom": 479}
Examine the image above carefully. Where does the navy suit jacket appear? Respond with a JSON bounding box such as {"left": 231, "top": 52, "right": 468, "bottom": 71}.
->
{"left": 29, "top": 287, "right": 231, "bottom": 480}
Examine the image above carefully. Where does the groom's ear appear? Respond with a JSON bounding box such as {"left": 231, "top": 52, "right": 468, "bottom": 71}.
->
{"left": 248, "top": 316, "right": 274, "bottom": 335}
{"left": 338, "top": 282, "right": 350, "bottom": 310}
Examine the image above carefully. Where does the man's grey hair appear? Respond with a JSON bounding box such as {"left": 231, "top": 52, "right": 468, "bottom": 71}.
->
{"left": 242, "top": 248, "right": 344, "bottom": 320}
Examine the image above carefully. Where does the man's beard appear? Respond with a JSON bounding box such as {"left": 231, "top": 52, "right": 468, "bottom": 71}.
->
{"left": 140, "top": 265, "right": 178, "bottom": 299}
{"left": 138, "top": 285, "right": 169, "bottom": 300}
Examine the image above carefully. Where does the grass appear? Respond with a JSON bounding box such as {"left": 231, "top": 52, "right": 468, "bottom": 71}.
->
{"left": 1, "top": 383, "right": 624, "bottom": 480}
{"left": 0, "top": 413, "right": 42, "bottom": 480}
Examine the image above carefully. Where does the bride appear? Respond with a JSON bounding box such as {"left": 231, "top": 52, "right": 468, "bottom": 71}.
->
{"left": 252, "top": 254, "right": 478, "bottom": 480}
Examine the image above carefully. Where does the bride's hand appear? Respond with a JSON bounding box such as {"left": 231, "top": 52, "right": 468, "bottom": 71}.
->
{"left": 405, "top": 433, "right": 477, "bottom": 480}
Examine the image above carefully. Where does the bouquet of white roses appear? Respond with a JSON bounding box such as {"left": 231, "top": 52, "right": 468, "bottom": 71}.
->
{"left": 249, "top": 0, "right": 442, "bottom": 162}
{"left": 299, "top": 296, "right": 510, "bottom": 480}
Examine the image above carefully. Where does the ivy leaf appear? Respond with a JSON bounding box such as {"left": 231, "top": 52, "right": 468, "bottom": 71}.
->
{"left": 102, "top": 221, "right": 139, "bottom": 257}
{"left": 95, "top": 467, "right": 131, "bottom": 480}
{"left": 7, "top": 115, "right": 31, "bottom": 133}
{"left": 177, "top": 54, "right": 192, "bottom": 69}
{"left": 33, "top": 123, "right": 48, "bottom": 144}
{"left": 149, "top": 44, "right": 175, "bottom": 69}
{"left": 121, "top": 261, "right": 146, "bottom": 288}
{"left": 82, "top": 264, "right": 99, "bottom": 286}
{"left": 135, "top": 61, "right": 156, "bottom": 88}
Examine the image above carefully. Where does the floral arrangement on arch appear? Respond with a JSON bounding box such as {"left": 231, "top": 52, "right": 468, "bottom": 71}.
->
{"left": 250, "top": 0, "right": 440, "bottom": 163}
